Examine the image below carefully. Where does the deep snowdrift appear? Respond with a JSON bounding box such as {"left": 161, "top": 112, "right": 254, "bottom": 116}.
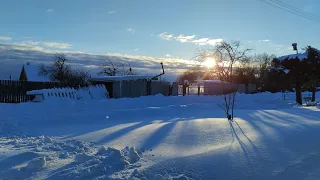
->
{"left": 0, "top": 92, "right": 319, "bottom": 179}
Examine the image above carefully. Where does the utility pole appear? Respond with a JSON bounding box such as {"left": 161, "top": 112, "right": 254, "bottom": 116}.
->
{"left": 292, "top": 43, "right": 298, "bottom": 54}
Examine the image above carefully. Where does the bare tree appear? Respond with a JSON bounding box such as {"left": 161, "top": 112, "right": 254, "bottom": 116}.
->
{"left": 98, "top": 59, "right": 135, "bottom": 76}
{"left": 176, "top": 67, "right": 204, "bottom": 84}
{"left": 197, "top": 40, "right": 251, "bottom": 120}
{"left": 50, "top": 55, "right": 73, "bottom": 83}
{"left": 253, "top": 53, "right": 276, "bottom": 82}
{"left": 39, "top": 55, "right": 89, "bottom": 85}
{"left": 69, "top": 69, "right": 90, "bottom": 86}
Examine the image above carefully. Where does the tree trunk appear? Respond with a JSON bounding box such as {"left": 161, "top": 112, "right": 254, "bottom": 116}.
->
{"left": 312, "top": 88, "right": 316, "bottom": 102}
{"left": 295, "top": 81, "right": 302, "bottom": 104}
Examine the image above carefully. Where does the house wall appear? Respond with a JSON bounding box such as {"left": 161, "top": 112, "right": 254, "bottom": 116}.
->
{"left": 113, "top": 80, "right": 172, "bottom": 98}
{"left": 237, "top": 83, "right": 257, "bottom": 94}
{"left": 112, "top": 81, "right": 121, "bottom": 98}
{"left": 112, "top": 80, "right": 148, "bottom": 98}
{"left": 248, "top": 83, "right": 257, "bottom": 93}
{"left": 151, "top": 81, "right": 170, "bottom": 96}
{"left": 238, "top": 84, "right": 246, "bottom": 94}
{"left": 94, "top": 80, "right": 173, "bottom": 98}
{"left": 203, "top": 82, "right": 237, "bottom": 95}
{"left": 171, "top": 82, "right": 178, "bottom": 96}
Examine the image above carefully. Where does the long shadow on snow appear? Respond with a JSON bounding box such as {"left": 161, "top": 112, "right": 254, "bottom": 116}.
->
{"left": 61, "top": 105, "right": 226, "bottom": 140}
{"left": 0, "top": 152, "right": 40, "bottom": 179}
{"left": 139, "top": 122, "right": 176, "bottom": 149}
{"left": 0, "top": 151, "right": 39, "bottom": 172}
{"left": 68, "top": 108, "right": 226, "bottom": 144}
{"left": 141, "top": 108, "right": 319, "bottom": 180}
{"left": 141, "top": 120, "right": 262, "bottom": 180}
{"left": 96, "top": 121, "right": 149, "bottom": 144}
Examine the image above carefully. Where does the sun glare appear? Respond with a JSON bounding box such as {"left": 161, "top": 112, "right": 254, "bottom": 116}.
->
{"left": 203, "top": 57, "right": 216, "bottom": 68}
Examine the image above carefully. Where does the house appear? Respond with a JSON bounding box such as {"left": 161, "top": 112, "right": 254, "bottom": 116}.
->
{"left": 90, "top": 75, "right": 171, "bottom": 98}
{"left": 19, "top": 63, "right": 51, "bottom": 82}
{"left": 195, "top": 80, "right": 237, "bottom": 95}
{"left": 182, "top": 80, "right": 257, "bottom": 95}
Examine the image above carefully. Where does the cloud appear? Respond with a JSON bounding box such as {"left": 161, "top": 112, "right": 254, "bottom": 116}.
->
{"left": 46, "top": 9, "right": 54, "bottom": 13}
{"left": 206, "top": 39, "right": 224, "bottom": 45}
{"left": 20, "top": 40, "right": 41, "bottom": 46}
{"left": 159, "top": 32, "right": 223, "bottom": 46}
{"left": 192, "top": 38, "right": 223, "bottom": 46}
{"left": 0, "top": 36, "right": 12, "bottom": 41}
{"left": 0, "top": 43, "right": 198, "bottom": 82}
{"left": 175, "top": 34, "right": 195, "bottom": 43}
{"left": 258, "top": 39, "right": 271, "bottom": 42}
{"left": 127, "top": 28, "right": 135, "bottom": 34}
{"left": 165, "top": 54, "right": 172, "bottom": 57}
{"left": 159, "top": 32, "right": 174, "bottom": 40}
{"left": 108, "top": 11, "right": 116, "bottom": 14}
{"left": 133, "top": 48, "right": 139, "bottom": 51}
{"left": 14, "top": 40, "right": 72, "bottom": 50}
{"left": 192, "top": 38, "right": 210, "bottom": 44}
{"left": 42, "top": 42, "right": 73, "bottom": 49}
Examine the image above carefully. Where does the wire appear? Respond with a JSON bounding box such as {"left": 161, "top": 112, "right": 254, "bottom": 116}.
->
{"left": 270, "top": 0, "right": 320, "bottom": 21}
{"left": 257, "top": 0, "right": 320, "bottom": 23}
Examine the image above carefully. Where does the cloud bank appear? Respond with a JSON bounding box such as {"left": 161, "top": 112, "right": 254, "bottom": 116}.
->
{"left": 0, "top": 44, "right": 197, "bottom": 81}
{"left": 159, "top": 32, "right": 223, "bottom": 46}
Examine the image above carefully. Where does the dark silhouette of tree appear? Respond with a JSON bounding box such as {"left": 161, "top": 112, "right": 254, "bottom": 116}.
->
{"left": 39, "top": 55, "right": 89, "bottom": 86}
{"left": 98, "top": 59, "right": 135, "bottom": 76}
{"left": 273, "top": 46, "right": 320, "bottom": 104}
{"left": 197, "top": 40, "right": 251, "bottom": 120}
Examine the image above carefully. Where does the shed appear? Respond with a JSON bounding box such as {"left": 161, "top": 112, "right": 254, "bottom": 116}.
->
{"left": 195, "top": 80, "right": 237, "bottom": 95}
{"left": 90, "top": 75, "right": 154, "bottom": 98}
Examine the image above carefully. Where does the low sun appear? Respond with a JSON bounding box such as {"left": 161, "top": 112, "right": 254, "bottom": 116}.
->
{"left": 203, "top": 57, "right": 216, "bottom": 68}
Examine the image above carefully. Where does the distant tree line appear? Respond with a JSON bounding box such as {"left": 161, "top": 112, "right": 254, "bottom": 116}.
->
{"left": 38, "top": 55, "right": 136, "bottom": 86}
{"left": 178, "top": 44, "right": 320, "bottom": 104}
{"left": 177, "top": 53, "right": 276, "bottom": 90}
{"left": 272, "top": 46, "right": 320, "bottom": 104}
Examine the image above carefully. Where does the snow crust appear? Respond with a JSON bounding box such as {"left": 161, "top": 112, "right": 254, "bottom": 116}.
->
{"left": 0, "top": 92, "right": 319, "bottom": 179}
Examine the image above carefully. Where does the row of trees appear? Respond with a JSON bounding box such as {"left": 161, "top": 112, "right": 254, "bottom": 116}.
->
{"left": 177, "top": 40, "right": 320, "bottom": 119}
{"left": 178, "top": 45, "right": 320, "bottom": 97}
{"left": 177, "top": 53, "right": 277, "bottom": 91}
{"left": 38, "top": 55, "right": 135, "bottom": 85}
{"left": 272, "top": 46, "right": 320, "bottom": 104}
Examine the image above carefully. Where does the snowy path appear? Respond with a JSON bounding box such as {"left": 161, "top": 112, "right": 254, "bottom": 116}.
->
{"left": 0, "top": 93, "right": 319, "bottom": 179}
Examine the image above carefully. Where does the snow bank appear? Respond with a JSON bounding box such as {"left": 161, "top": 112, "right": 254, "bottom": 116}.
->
{"left": 0, "top": 136, "right": 143, "bottom": 179}
{"left": 1, "top": 92, "right": 320, "bottom": 179}
{"left": 26, "top": 157, "right": 46, "bottom": 170}
{"left": 88, "top": 84, "right": 109, "bottom": 99}
{"left": 27, "top": 84, "right": 109, "bottom": 102}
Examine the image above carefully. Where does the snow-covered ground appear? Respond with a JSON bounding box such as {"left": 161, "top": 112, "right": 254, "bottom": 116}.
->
{"left": 0, "top": 92, "right": 319, "bottom": 179}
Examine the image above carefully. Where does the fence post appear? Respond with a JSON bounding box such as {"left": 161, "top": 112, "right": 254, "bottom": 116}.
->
{"left": 198, "top": 85, "right": 200, "bottom": 96}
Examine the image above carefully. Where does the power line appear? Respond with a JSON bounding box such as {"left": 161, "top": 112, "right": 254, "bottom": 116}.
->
{"left": 258, "top": 0, "right": 320, "bottom": 22}
{"left": 270, "top": 0, "right": 320, "bottom": 21}
{"left": 257, "top": 0, "right": 320, "bottom": 23}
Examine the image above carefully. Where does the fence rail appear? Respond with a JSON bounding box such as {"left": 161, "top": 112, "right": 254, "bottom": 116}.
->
{"left": 0, "top": 80, "right": 74, "bottom": 103}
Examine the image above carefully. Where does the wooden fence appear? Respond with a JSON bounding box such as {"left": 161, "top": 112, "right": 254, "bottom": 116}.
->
{"left": 0, "top": 80, "right": 75, "bottom": 103}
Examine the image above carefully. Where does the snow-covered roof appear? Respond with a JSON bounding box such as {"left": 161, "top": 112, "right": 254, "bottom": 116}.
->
{"left": 23, "top": 64, "right": 51, "bottom": 82}
{"left": 90, "top": 75, "right": 154, "bottom": 82}
{"left": 277, "top": 53, "right": 308, "bottom": 61}
{"left": 196, "top": 80, "right": 223, "bottom": 83}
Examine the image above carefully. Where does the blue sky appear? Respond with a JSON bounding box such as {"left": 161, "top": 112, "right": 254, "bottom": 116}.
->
{"left": 1, "top": 0, "right": 320, "bottom": 80}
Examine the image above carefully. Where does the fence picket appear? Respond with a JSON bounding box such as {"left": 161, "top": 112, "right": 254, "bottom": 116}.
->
{"left": 0, "top": 80, "right": 83, "bottom": 104}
